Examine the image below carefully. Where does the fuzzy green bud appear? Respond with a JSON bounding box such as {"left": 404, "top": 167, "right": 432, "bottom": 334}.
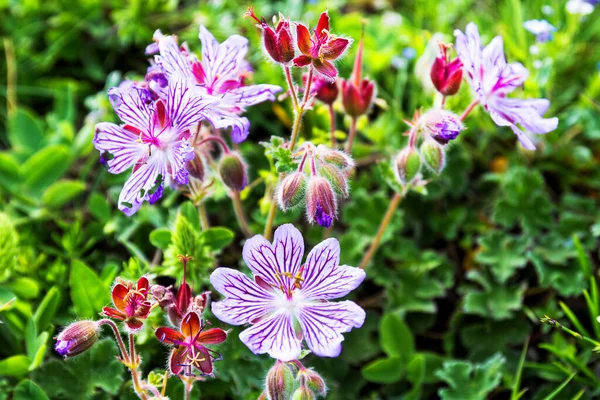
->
{"left": 420, "top": 139, "right": 446, "bottom": 174}
{"left": 316, "top": 145, "right": 354, "bottom": 171}
{"left": 54, "top": 320, "right": 99, "bottom": 358}
{"left": 394, "top": 147, "right": 421, "bottom": 185}
{"left": 297, "top": 369, "right": 326, "bottom": 398}
{"left": 218, "top": 152, "right": 248, "bottom": 191}
{"left": 291, "top": 385, "right": 315, "bottom": 400}
{"left": 266, "top": 361, "right": 295, "bottom": 400}
{"left": 317, "top": 164, "right": 349, "bottom": 197}
{"left": 277, "top": 172, "right": 306, "bottom": 211}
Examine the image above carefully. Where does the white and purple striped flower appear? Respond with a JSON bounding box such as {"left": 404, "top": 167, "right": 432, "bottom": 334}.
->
{"left": 454, "top": 23, "right": 558, "bottom": 150}
{"left": 94, "top": 75, "right": 209, "bottom": 215}
{"left": 210, "top": 224, "right": 366, "bottom": 361}
{"left": 154, "top": 26, "right": 281, "bottom": 143}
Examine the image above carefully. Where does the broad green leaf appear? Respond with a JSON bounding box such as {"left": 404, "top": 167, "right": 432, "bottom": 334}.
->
{"left": 13, "top": 380, "right": 49, "bottom": 400}
{"left": 475, "top": 231, "right": 529, "bottom": 283}
{"left": 41, "top": 180, "right": 86, "bottom": 208}
{"left": 87, "top": 193, "right": 111, "bottom": 222}
{"left": 21, "top": 145, "right": 71, "bottom": 196}
{"left": 361, "top": 357, "right": 404, "bottom": 384}
{"left": 200, "top": 227, "right": 234, "bottom": 251}
{"left": 8, "top": 108, "right": 45, "bottom": 153}
{"left": 69, "top": 260, "right": 110, "bottom": 319}
{"left": 0, "top": 152, "right": 20, "bottom": 190}
{"left": 180, "top": 201, "right": 201, "bottom": 231}
{"left": 0, "top": 355, "right": 31, "bottom": 377}
{"left": 380, "top": 313, "right": 414, "bottom": 358}
{"left": 150, "top": 228, "right": 172, "bottom": 250}
{"left": 33, "top": 286, "right": 60, "bottom": 331}
{"left": 436, "top": 353, "right": 506, "bottom": 400}
{"left": 462, "top": 271, "right": 525, "bottom": 320}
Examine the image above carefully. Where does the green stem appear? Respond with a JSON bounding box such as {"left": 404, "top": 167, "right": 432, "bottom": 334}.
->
{"left": 197, "top": 203, "right": 209, "bottom": 230}
{"left": 541, "top": 315, "right": 600, "bottom": 347}
{"left": 232, "top": 191, "right": 253, "bottom": 238}
{"left": 328, "top": 104, "right": 336, "bottom": 148}
{"left": 358, "top": 192, "right": 403, "bottom": 269}
{"left": 263, "top": 193, "right": 278, "bottom": 241}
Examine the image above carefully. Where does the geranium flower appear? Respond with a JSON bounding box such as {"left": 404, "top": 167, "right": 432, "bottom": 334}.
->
{"left": 102, "top": 277, "right": 152, "bottom": 331}
{"left": 293, "top": 10, "right": 352, "bottom": 81}
{"left": 94, "top": 75, "right": 209, "bottom": 215}
{"left": 210, "top": 224, "right": 366, "bottom": 361}
{"left": 154, "top": 26, "right": 281, "bottom": 143}
{"left": 155, "top": 311, "right": 227, "bottom": 376}
{"left": 454, "top": 23, "right": 558, "bottom": 150}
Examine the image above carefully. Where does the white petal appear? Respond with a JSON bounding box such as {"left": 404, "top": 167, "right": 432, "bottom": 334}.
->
{"left": 239, "top": 310, "right": 302, "bottom": 361}
{"left": 93, "top": 123, "right": 146, "bottom": 174}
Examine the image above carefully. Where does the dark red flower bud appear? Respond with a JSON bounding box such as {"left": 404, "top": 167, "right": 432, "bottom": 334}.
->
{"left": 430, "top": 44, "right": 463, "bottom": 96}
{"left": 247, "top": 7, "right": 295, "bottom": 65}
{"left": 341, "top": 29, "right": 375, "bottom": 117}
{"left": 305, "top": 74, "right": 339, "bottom": 105}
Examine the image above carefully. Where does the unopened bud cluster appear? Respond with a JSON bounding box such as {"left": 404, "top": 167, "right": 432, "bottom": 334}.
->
{"left": 394, "top": 110, "right": 464, "bottom": 185}
{"left": 277, "top": 143, "right": 354, "bottom": 228}
{"left": 264, "top": 361, "right": 327, "bottom": 400}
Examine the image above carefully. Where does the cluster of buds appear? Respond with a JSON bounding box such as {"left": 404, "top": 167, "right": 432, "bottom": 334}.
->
{"left": 263, "top": 361, "right": 327, "bottom": 400}
{"left": 394, "top": 109, "right": 464, "bottom": 186}
{"left": 341, "top": 29, "right": 376, "bottom": 118}
{"left": 248, "top": 8, "right": 352, "bottom": 81}
{"left": 277, "top": 143, "right": 354, "bottom": 227}
{"left": 430, "top": 42, "right": 463, "bottom": 96}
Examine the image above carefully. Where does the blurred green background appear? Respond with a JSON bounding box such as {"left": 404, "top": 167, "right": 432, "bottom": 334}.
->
{"left": 0, "top": 0, "right": 599, "bottom": 399}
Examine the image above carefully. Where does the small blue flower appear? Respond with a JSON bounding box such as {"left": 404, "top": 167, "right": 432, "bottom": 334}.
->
{"left": 523, "top": 20, "right": 556, "bottom": 43}
{"left": 402, "top": 47, "right": 417, "bottom": 60}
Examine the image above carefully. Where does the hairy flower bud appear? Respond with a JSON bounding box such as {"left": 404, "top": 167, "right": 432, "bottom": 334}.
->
{"left": 297, "top": 369, "right": 327, "bottom": 397}
{"left": 247, "top": 8, "right": 295, "bottom": 64}
{"left": 54, "top": 320, "right": 99, "bottom": 358}
{"left": 306, "top": 75, "right": 339, "bottom": 105}
{"left": 430, "top": 44, "right": 463, "bottom": 96}
{"left": 420, "top": 139, "right": 446, "bottom": 174}
{"left": 341, "top": 79, "right": 376, "bottom": 118}
{"left": 277, "top": 171, "right": 306, "bottom": 211}
{"left": 318, "top": 164, "right": 348, "bottom": 197}
{"left": 266, "top": 361, "right": 295, "bottom": 400}
{"left": 306, "top": 176, "right": 337, "bottom": 228}
{"left": 394, "top": 147, "right": 421, "bottom": 185}
{"left": 186, "top": 152, "right": 206, "bottom": 181}
{"left": 219, "top": 152, "right": 248, "bottom": 191}
{"left": 422, "top": 110, "right": 464, "bottom": 144}
{"left": 315, "top": 145, "right": 354, "bottom": 171}
{"left": 292, "top": 385, "right": 316, "bottom": 400}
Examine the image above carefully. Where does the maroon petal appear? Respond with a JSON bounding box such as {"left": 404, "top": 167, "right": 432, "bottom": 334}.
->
{"left": 293, "top": 55, "right": 312, "bottom": 68}
{"left": 296, "top": 23, "right": 312, "bottom": 56}
{"left": 313, "top": 59, "right": 338, "bottom": 81}
{"left": 191, "top": 345, "right": 213, "bottom": 375}
{"left": 321, "top": 37, "right": 351, "bottom": 61}
{"left": 136, "top": 276, "right": 149, "bottom": 293}
{"left": 315, "top": 10, "right": 330, "bottom": 40}
{"left": 102, "top": 307, "right": 126, "bottom": 320}
{"left": 169, "top": 346, "right": 188, "bottom": 375}
{"left": 278, "top": 27, "right": 295, "bottom": 64}
{"left": 154, "top": 100, "right": 168, "bottom": 129}
{"left": 155, "top": 327, "right": 185, "bottom": 344}
{"left": 125, "top": 318, "right": 144, "bottom": 332}
{"left": 262, "top": 25, "right": 281, "bottom": 62}
{"left": 111, "top": 283, "right": 129, "bottom": 312}
{"left": 176, "top": 282, "right": 192, "bottom": 316}
{"left": 180, "top": 311, "right": 201, "bottom": 338}
{"left": 197, "top": 328, "right": 228, "bottom": 345}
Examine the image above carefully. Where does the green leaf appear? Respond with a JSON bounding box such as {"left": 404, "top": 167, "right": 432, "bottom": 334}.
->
{"left": 8, "top": 108, "right": 45, "bottom": 154}
{"left": 462, "top": 270, "right": 525, "bottom": 320}
{"left": 180, "top": 201, "right": 201, "bottom": 231}
{"left": 436, "top": 353, "right": 506, "bottom": 400}
{"left": 0, "top": 355, "right": 31, "bottom": 377}
{"left": 150, "top": 228, "right": 172, "bottom": 250}
{"left": 87, "top": 193, "right": 111, "bottom": 222}
{"left": 69, "top": 260, "right": 110, "bottom": 319}
{"left": 543, "top": 373, "right": 577, "bottom": 400}
{"left": 41, "top": 180, "right": 86, "bottom": 208}
{"left": 32, "top": 339, "right": 125, "bottom": 399}
{"left": 511, "top": 339, "right": 529, "bottom": 400}
{"left": 0, "top": 152, "right": 20, "bottom": 190}
{"left": 200, "top": 227, "right": 234, "bottom": 251}
{"left": 361, "top": 357, "right": 404, "bottom": 384}
{"left": 21, "top": 145, "right": 71, "bottom": 196}
{"left": 380, "top": 313, "right": 414, "bottom": 358}
{"left": 475, "top": 232, "right": 529, "bottom": 283}
{"left": 33, "top": 286, "right": 61, "bottom": 332}
{"left": 13, "top": 380, "right": 49, "bottom": 400}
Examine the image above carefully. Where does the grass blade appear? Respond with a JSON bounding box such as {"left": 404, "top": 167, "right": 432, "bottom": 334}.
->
{"left": 543, "top": 373, "right": 576, "bottom": 400}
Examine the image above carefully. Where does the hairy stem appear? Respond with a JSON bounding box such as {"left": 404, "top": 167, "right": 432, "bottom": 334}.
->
{"left": 232, "top": 191, "right": 253, "bottom": 238}
{"left": 359, "top": 192, "right": 403, "bottom": 269}
{"left": 328, "top": 104, "right": 336, "bottom": 148}
{"left": 460, "top": 99, "right": 479, "bottom": 121}
{"left": 197, "top": 136, "right": 230, "bottom": 153}
{"left": 129, "top": 333, "right": 148, "bottom": 400}
{"left": 284, "top": 65, "right": 299, "bottom": 110}
{"left": 97, "top": 319, "right": 130, "bottom": 363}
{"left": 344, "top": 117, "right": 358, "bottom": 153}
{"left": 263, "top": 194, "right": 278, "bottom": 241}
{"left": 197, "top": 203, "right": 209, "bottom": 230}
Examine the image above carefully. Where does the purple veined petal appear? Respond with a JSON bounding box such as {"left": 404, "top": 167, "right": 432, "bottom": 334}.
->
{"left": 238, "top": 309, "right": 301, "bottom": 362}
{"left": 118, "top": 156, "right": 166, "bottom": 216}
{"left": 199, "top": 26, "right": 249, "bottom": 92}
{"left": 166, "top": 75, "right": 210, "bottom": 135}
{"left": 155, "top": 35, "right": 194, "bottom": 80}
{"left": 297, "top": 300, "right": 365, "bottom": 358}
{"left": 480, "top": 36, "right": 508, "bottom": 93}
{"left": 489, "top": 96, "right": 558, "bottom": 134}
{"left": 511, "top": 126, "right": 537, "bottom": 150}
{"left": 107, "top": 85, "right": 154, "bottom": 134}
{"left": 242, "top": 224, "right": 304, "bottom": 292}
{"left": 169, "top": 140, "right": 195, "bottom": 185}
{"left": 205, "top": 109, "right": 251, "bottom": 143}
{"left": 93, "top": 123, "right": 146, "bottom": 174}
{"left": 210, "top": 267, "right": 278, "bottom": 325}
{"left": 224, "top": 84, "right": 282, "bottom": 108}
{"left": 299, "top": 238, "right": 365, "bottom": 301}
{"left": 454, "top": 23, "right": 482, "bottom": 86}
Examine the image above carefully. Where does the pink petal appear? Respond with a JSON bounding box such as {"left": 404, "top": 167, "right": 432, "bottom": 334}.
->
{"left": 293, "top": 55, "right": 312, "bottom": 68}
{"left": 210, "top": 267, "right": 277, "bottom": 325}
{"left": 321, "top": 37, "right": 351, "bottom": 61}
{"left": 169, "top": 346, "right": 188, "bottom": 375}
{"left": 238, "top": 310, "right": 301, "bottom": 361}
{"left": 313, "top": 59, "right": 338, "bottom": 81}
{"left": 299, "top": 238, "right": 365, "bottom": 300}
{"left": 315, "top": 11, "right": 330, "bottom": 41}
{"left": 297, "top": 300, "right": 365, "bottom": 358}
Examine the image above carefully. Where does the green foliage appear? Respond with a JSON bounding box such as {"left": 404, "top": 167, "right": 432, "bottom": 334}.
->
{"left": 436, "top": 353, "right": 506, "bottom": 400}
